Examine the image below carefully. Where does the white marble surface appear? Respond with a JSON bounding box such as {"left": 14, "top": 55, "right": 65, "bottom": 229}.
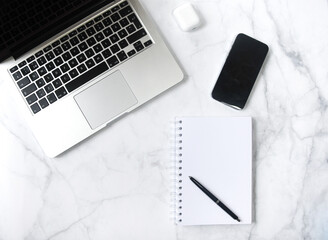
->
{"left": 1, "top": 0, "right": 328, "bottom": 239}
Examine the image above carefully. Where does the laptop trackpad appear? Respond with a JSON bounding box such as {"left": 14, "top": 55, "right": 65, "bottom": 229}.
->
{"left": 74, "top": 71, "right": 137, "bottom": 129}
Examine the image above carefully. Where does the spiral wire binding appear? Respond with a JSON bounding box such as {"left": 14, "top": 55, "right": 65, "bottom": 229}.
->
{"left": 170, "top": 118, "right": 183, "bottom": 224}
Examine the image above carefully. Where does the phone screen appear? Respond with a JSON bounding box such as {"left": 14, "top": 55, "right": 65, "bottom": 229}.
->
{"left": 211, "top": 34, "right": 268, "bottom": 109}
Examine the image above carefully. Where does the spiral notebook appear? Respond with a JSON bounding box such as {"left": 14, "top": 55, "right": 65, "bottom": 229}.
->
{"left": 172, "top": 117, "right": 252, "bottom": 225}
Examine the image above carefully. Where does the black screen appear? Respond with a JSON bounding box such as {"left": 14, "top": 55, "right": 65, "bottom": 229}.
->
{"left": 0, "top": 0, "right": 113, "bottom": 62}
{"left": 212, "top": 34, "right": 268, "bottom": 109}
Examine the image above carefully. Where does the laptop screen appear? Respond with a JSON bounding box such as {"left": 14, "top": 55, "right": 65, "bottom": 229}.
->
{"left": 0, "top": 0, "right": 114, "bottom": 62}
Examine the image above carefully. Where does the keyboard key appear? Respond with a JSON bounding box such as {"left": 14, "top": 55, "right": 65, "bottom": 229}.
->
{"left": 119, "top": 1, "right": 128, "bottom": 7}
{"left": 102, "top": 49, "right": 112, "bottom": 59}
{"left": 111, "top": 23, "right": 121, "bottom": 32}
{"left": 37, "top": 67, "right": 47, "bottom": 76}
{"left": 95, "top": 32, "right": 105, "bottom": 42}
{"left": 134, "top": 41, "right": 144, "bottom": 52}
{"left": 55, "top": 87, "right": 67, "bottom": 99}
{"left": 36, "top": 79, "right": 45, "bottom": 88}
{"left": 69, "top": 30, "right": 77, "bottom": 37}
{"left": 53, "top": 56, "right": 63, "bottom": 67}
{"left": 131, "top": 17, "right": 142, "bottom": 29}
{"left": 103, "top": 9, "right": 111, "bottom": 17}
{"left": 17, "top": 76, "right": 31, "bottom": 89}
{"left": 70, "top": 37, "right": 79, "bottom": 46}
{"left": 26, "top": 93, "right": 37, "bottom": 104}
{"left": 101, "top": 39, "right": 111, "bottom": 48}
{"left": 103, "top": 27, "right": 113, "bottom": 37}
{"left": 112, "top": 6, "right": 120, "bottom": 12}
{"left": 26, "top": 56, "right": 35, "bottom": 63}
{"left": 109, "top": 34, "right": 119, "bottom": 43}
{"left": 93, "top": 44, "right": 103, "bottom": 53}
{"left": 144, "top": 40, "right": 153, "bottom": 47}
{"left": 53, "top": 79, "right": 62, "bottom": 88}
{"left": 86, "top": 20, "right": 94, "bottom": 27}
{"left": 47, "top": 93, "right": 57, "bottom": 104}
{"left": 31, "top": 103, "right": 41, "bottom": 114}
{"left": 107, "top": 55, "right": 119, "bottom": 68}
{"left": 66, "top": 62, "right": 109, "bottom": 92}
{"left": 37, "top": 56, "right": 47, "bottom": 66}
{"left": 46, "top": 62, "right": 55, "bottom": 71}
{"left": 110, "top": 44, "right": 120, "bottom": 54}
{"left": 102, "top": 17, "right": 112, "bottom": 27}
{"left": 117, "top": 51, "right": 127, "bottom": 61}
{"left": 93, "top": 54, "right": 104, "bottom": 63}
{"left": 86, "top": 27, "right": 96, "bottom": 36}
{"left": 85, "top": 49, "right": 95, "bottom": 58}
{"left": 53, "top": 46, "right": 63, "bottom": 56}
{"left": 62, "top": 52, "right": 72, "bottom": 61}
{"left": 127, "top": 49, "right": 136, "bottom": 57}
{"left": 118, "top": 39, "right": 128, "bottom": 49}
{"left": 70, "top": 47, "right": 80, "bottom": 56}
{"left": 119, "top": 18, "right": 129, "bottom": 27}
{"left": 87, "top": 37, "right": 96, "bottom": 47}
{"left": 43, "top": 45, "right": 52, "bottom": 53}
{"left": 35, "top": 50, "right": 43, "bottom": 57}
{"left": 119, "top": 6, "right": 132, "bottom": 17}
{"left": 95, "top": 15, "right": 103, "bottom": 22}
{"left": 36, "top": 89, "right": 46, "bottom": 98}
{"left": 68, "top": 58, "right": 78, "bottom": 68}
{"left": 95, "top": 22, "right": 104, "bottom": 31}
{"left": 18, "top": 61, "right": 27, "bottom": 67}
{"left": 111, "top": 13, "right": 120, "bottom": 22}
{"left": 13, "top": 71, "right": 22, "bottom": 81}
{"left": 44, "top": 73, "right": 54, "bottom": 83}
{"left": 60, "top": 35, "right": 69, "bottom": 42}
{"left": 77, "top": 64, "right": 87, "bottom": 74}
{"left": 61, "top": 74, "right": 70, "bottom": 83}
{"left": 10, "top": 66, "right": 18, "bottom": 73}
{"left": 45, "top": 51, "right": 55, "bottom": 61}
{"left": 39, "top": 98, "right": 49, "bottom": 109}
{"left": 52, "top": 40, "right": 60, "bottom": 47}
{"left": 69, "top": 69, "right": 79, "bottom": 79}
{"left": 77, "top": 25, "right": 86, "bottom": 32}
{"left": 118, "top": 29, "right": 128, "bottom": 38}
{"left": 22, "top": 83, "right": 37, "bottom": 96}
{"left": 60, "top": 63, "right": 70, "bottom": 73}
{"left": 21, "top": 66, "right": 30, "bottom": 76}
{"left": 77, "top": 53, "right": 87, "bottom": 63}
{"left": 62, "top": 41, "right": 71, "bottom": 51}
{"left": 85, "top": 59, "right": 96, "bottom": 68}
{"left": 78, "top": 32, "right": 88, "bottom": 41}
{"left": 29, "top": 61, "right": 39, "bottom": 70}
{"left": 77, "top": 42, "right": 87, "bottom": 52}
{"left": 127, "top": 13, "right": 137, "bottom": 22}
{"left": 126, "top": 24, "right": 136, "bottom": 34}
{"left": 127, "top": 29, "right": 147, "bottom": 44}
{"left": 29, "top": 72, "right": 39, "bottom": 81}
{"left": 45, "top": 83, "right": 54, "bottom": 93}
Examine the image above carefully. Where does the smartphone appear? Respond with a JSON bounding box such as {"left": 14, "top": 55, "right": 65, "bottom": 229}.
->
{"left": 211, "top": 33, "right": 268, "bottom": 109}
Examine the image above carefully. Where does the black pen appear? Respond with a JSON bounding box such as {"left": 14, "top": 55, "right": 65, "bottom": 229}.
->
{"left": 189, "top": 176, "right": 240, "bottom": 222}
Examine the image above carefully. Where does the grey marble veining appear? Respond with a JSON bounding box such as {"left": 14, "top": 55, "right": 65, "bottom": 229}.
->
{"left": 0, "top": 0, "right": 328, "bottom": 239}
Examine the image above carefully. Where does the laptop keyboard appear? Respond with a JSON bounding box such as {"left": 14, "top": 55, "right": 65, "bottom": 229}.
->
{"left": 9, "top": 1, "right": 153, "bottom": 115}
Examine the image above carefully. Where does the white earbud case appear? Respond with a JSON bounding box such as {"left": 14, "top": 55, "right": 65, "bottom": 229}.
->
{"left": 173, "top": 3, "right": 201, "bottom": 32}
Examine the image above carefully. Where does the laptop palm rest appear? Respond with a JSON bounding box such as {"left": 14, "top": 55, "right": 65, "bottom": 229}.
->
{"left": 74, "top": 71, "right": 138, "bottom": 129}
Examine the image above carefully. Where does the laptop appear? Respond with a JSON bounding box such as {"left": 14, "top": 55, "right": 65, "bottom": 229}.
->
{"left": 1, "top": 0, "right": 183, "bottom": 157}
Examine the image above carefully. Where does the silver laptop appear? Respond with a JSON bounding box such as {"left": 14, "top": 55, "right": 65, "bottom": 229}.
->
{"left": 3, "top": 0, "right": 183, "bottom": 157}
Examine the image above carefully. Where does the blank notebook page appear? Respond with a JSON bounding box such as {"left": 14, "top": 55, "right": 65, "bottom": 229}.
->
{"left": 176, "top": 117, "right": 252, "bottom": 225}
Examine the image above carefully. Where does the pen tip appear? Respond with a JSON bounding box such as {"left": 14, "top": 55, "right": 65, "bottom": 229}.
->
{"left": 236, "top": 218, "right": 241, "bottom": 222}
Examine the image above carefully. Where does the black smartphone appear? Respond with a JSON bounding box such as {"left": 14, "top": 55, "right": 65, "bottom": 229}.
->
{"left": 211, "top": 33, "right": 268, "bottom": 109}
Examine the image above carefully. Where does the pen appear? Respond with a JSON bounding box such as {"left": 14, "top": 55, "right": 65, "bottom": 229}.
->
{"left": 189, "top": 176, "right": 240, "bottom": 222}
